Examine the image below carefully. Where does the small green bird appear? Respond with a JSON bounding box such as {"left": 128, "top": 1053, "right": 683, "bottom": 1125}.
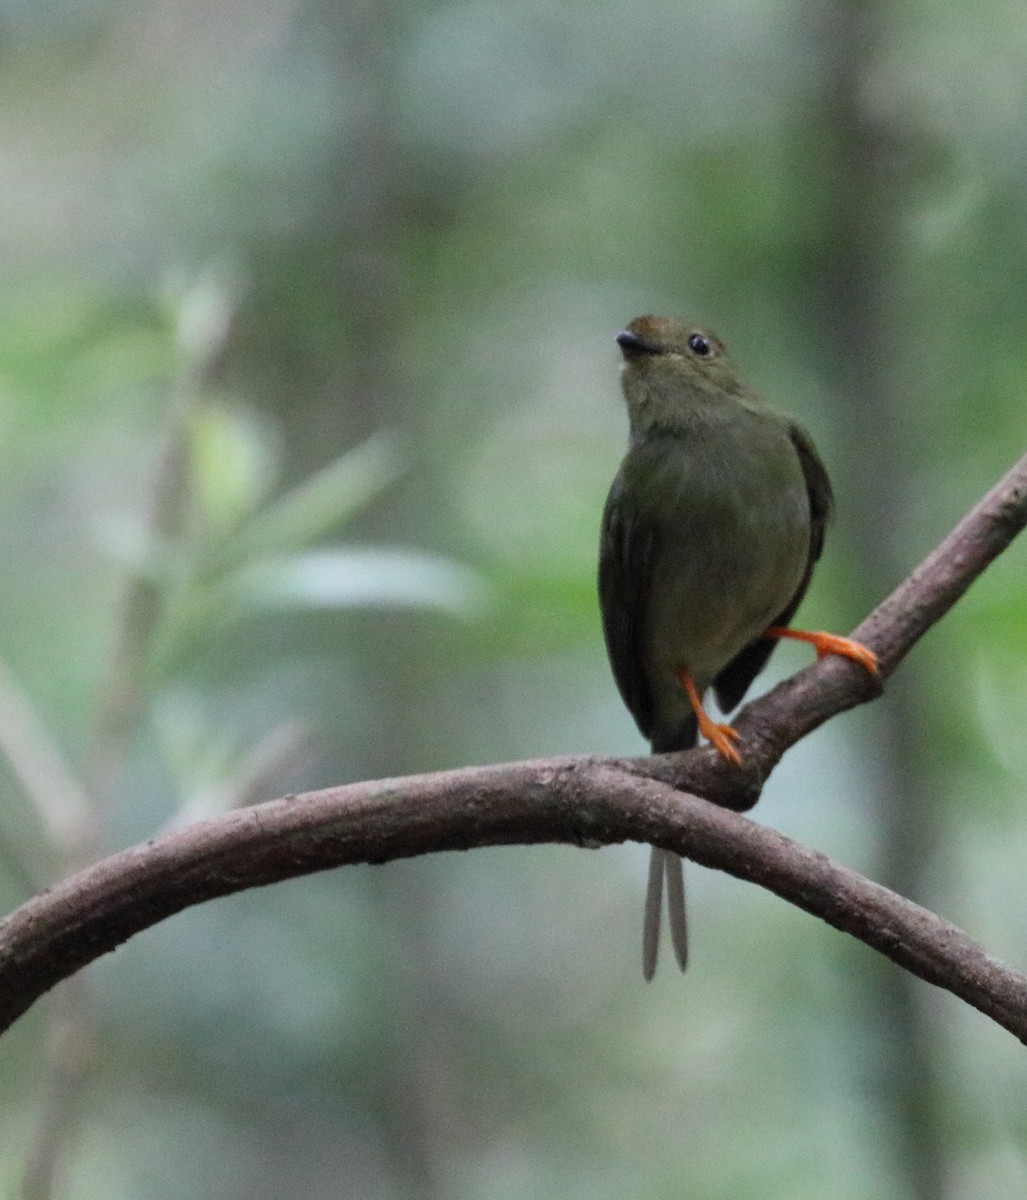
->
{"left": 598, "top": 316, "right": 877, "bottom": 980}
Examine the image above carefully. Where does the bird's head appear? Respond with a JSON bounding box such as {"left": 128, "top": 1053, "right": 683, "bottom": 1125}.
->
{"left": 616, "top": 315, "right": 747, "bottom": 433}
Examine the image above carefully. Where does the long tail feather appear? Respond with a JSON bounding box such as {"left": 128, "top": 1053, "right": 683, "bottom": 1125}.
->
{"left": 665, "top": 852, "right": 688, "bottom": 972}
{"left": 644, "top": 719, "right": 697, "bottom": 980}
{"left": 642, "top": 847, "right": 664, "bottom": 981}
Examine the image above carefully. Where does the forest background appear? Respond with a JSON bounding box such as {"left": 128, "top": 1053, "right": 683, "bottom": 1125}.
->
{"left": 1, "top": 1, "right": 1026, "bottom": 1198}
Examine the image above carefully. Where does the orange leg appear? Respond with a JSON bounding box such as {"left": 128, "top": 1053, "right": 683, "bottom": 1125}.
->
{"left": 678, "top": 670, "right": 742, "bottom": 765}
{"left": 764, "top": 626, "right": 879, "bottom": 675}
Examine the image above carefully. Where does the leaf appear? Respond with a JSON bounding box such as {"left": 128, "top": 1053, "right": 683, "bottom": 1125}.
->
{"left": 228, "top": 431, "right": 406, "bottom": 565}
{"left": 189, "top": 402, "right": 278, "bottom": 537}
{"left": 228, "top": 547, "right": 488, "bottom": 617}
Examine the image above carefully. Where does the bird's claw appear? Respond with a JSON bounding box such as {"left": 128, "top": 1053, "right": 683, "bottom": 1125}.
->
{"left": 764, "top": 626, "right": 879, "bottom": 675}
{"left": 810, "top": 632, "right": 879, "bottom": 674}
{"left": 698, "top": 718, "right": 742, "bottom": 765}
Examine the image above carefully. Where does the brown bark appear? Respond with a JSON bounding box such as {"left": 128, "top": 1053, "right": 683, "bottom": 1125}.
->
{"left": 1, "top": 448, "right": 1026, "bottom": 1042}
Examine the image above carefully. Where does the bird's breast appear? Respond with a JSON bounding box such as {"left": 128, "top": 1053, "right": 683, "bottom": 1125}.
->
{"left": 633, "top": 419, "right": 810, "bottom": 690}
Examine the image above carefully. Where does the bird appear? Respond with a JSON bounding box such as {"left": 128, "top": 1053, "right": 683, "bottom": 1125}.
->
{"left": 597, "top": 315, "right": 877, "bottom": 979}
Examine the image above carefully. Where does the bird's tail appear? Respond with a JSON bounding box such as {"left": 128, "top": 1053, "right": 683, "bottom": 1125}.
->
{"left": 643, "top": 717, "right": 698, "bottom": 981}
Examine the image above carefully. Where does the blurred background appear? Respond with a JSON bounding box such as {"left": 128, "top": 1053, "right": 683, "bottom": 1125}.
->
{"left": 0, "top": 0, "right": 1026, "bottom": 1196}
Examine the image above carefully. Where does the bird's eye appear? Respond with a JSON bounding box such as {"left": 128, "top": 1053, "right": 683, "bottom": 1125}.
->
{"left": 687, "top": 334, "right": 712, "bottom": 357}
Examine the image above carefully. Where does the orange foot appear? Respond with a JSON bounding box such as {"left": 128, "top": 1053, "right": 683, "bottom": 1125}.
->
{"left": 764, "top": 626, "right": 879, "bottom": 675}
{"left": 679, "top": 670, "right": 742, "bottom": 765}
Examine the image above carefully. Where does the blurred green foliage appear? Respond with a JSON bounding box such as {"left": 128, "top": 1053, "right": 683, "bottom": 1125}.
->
{"left": 0, "top": 1, "right": 1026, "bottom": 1198}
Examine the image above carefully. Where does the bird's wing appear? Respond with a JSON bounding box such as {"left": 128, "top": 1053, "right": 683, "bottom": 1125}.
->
{"left": 598, "top": 469, "right": 658, "bottom": 740}
{"left": 787, "top": 419, "right": 833, "bottom": 561}
{"left": 713, "top": 419, "right": 835, "bottom": 713}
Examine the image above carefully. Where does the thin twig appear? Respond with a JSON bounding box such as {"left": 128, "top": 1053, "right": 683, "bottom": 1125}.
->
{"left": 17, "top": 276, "right": 238, "bottom": 1200}
{"left": 0, "top": 659, "right": 92, "bottom": 850}
{"left": 19, "top": 976, "right": 94, "bottom": 1200}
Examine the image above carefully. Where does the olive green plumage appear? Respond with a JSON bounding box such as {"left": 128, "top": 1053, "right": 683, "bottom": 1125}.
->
{"left": 598, "top": 315, "right": 834, "bottom": 979}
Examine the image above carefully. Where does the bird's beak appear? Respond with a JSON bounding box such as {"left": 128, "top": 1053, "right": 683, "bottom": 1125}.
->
{"left": 616, "top": 329, "right": 660, "bottom": 359}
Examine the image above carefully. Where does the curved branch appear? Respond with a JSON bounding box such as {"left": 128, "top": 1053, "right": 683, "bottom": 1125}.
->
{"left": 1, "top": 449, "right": 1027, "bottom": 1041}
{"left": 1, "top": 762, "right": 1026, "bottom": 1041}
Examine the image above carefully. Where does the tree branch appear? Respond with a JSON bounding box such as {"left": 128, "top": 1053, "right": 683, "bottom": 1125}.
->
{"left": 1, "top": 450, "right": 1027, "bottom": 1042}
